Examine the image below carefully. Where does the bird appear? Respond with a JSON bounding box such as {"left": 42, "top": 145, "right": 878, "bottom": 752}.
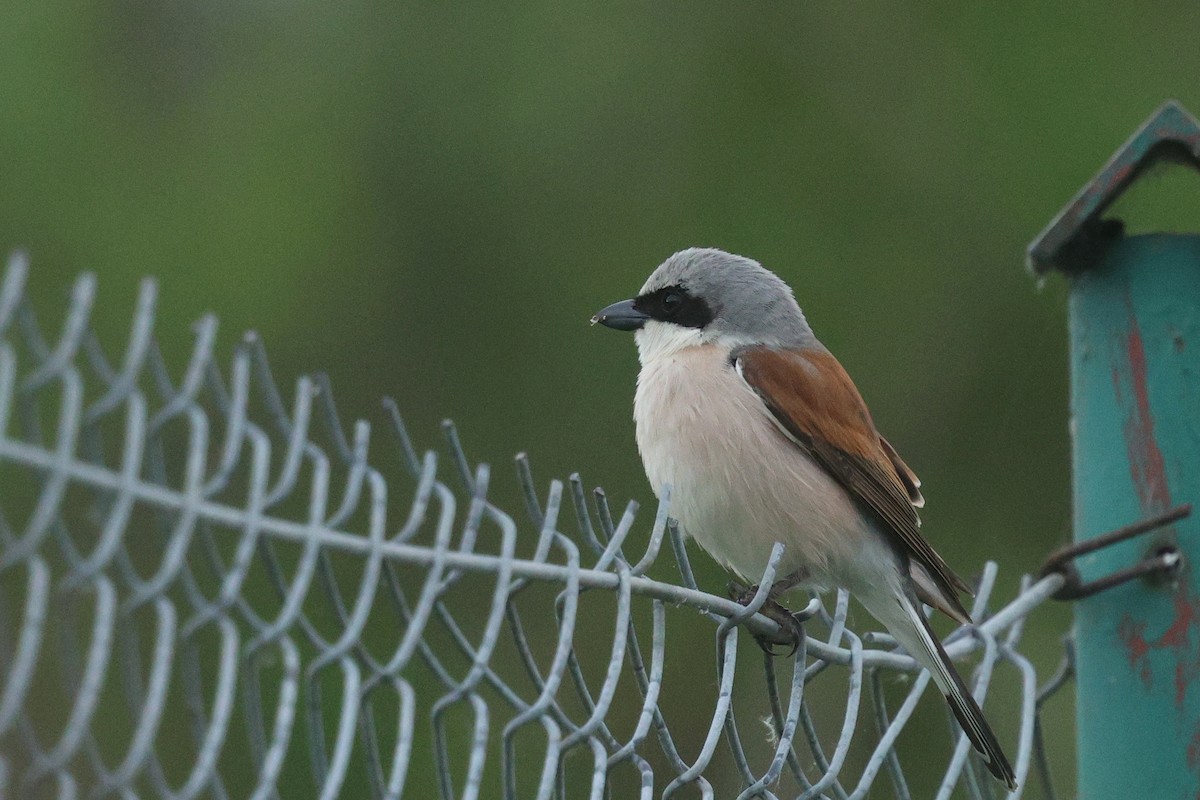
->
{"left": 590, "top": 247, "right": 1016, "bottom": 789}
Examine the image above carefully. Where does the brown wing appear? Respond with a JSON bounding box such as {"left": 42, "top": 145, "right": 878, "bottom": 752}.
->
{"left": 880, "top": 435, "right": 924, "bottom": 508}
{"left": 734, "top": 346, "right": 972, "bottom": 609}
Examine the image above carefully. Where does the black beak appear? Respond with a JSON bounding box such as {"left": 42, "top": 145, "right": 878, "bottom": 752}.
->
{"left": 588, "top": 298, "right": 648, "bottom": 331}
{"left": 590, "top": 299, "right": 649, "bottom": 331}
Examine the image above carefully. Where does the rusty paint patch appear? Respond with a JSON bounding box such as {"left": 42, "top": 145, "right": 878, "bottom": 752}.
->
{"left": 1117, "top": 302, "right": 1173, "bottom": 512}
{"left": 1167, "top": 591, "right": 1200, "bottom": 708}
{"left": 1161, "top": 590, "right": 1198, "bottom": 648}
{"left": 1108, "top": 297, "right": 1197, "bottom": 709}
{"left": 1117, "top": 585, "right": 1200, "bottom": 709}
{"left": 1189, "top": 729, "right": 1200, "bottom": 799}
{"left": 1118, "top": 613, "right": 1153, "bottom": 687}
{"left": 1188, "top": 729, "right": 1200, "bottom": 771}
{"left": 1189, "top": 729, "right": 1200, "bottom": 800}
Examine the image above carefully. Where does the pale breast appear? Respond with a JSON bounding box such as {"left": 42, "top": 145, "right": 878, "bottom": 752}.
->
{"left": 633, "top": 344, "right": 868, "bottom": 585}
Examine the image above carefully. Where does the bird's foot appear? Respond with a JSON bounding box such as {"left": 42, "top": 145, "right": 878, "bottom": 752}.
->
{"left": 727, "top": 580, "right": 805, "bottom": 657}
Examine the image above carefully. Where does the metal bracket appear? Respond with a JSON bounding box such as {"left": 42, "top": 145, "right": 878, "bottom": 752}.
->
{"left": 1039, "top": 504, "right": 1191, "bottom": 600}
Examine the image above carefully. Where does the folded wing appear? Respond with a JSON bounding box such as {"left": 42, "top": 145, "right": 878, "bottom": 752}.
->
{"left": 733, "top": 346, "right": 971, "bottom": 620}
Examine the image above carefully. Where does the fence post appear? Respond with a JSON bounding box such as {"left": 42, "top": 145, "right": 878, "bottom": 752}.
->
{"left": 1029, "top": 101, "right": 1200, "bottom": 798}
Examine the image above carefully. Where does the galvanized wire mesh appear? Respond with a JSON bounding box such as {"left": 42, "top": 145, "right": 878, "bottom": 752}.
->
{"left": 0, "top": 253, "right": 1072, "bottom": 799}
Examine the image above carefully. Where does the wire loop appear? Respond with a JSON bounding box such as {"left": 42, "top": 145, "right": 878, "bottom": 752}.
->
{"left": 1038, "top": 504, "right": 1190, "bottom": 600}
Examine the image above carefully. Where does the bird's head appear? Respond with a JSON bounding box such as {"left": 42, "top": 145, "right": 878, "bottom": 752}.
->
{"left": 591, "top": 247, "right": 815, "bottom": 363}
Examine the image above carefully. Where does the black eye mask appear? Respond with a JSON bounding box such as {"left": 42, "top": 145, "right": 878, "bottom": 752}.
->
{"left": 633, "top": 285, "right": 714, "bottom": 329}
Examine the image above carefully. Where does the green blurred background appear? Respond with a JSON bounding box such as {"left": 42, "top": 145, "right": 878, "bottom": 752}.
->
{"left": 4, "top": 2, "right": 1200, "bottom": 796}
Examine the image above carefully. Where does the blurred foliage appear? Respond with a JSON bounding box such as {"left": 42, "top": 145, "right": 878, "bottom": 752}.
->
{"left": 3, "top": 1, "right": 1200, "bottom": 796}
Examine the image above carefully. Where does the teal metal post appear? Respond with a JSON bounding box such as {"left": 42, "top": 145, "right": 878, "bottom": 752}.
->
{"left": 1030, "top": 101, "right": 1200, "bottom": 798}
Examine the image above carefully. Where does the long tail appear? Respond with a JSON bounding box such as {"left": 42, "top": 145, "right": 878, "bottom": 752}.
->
{"left": 869, "top": 594, "right": 1017, "bottom": 790}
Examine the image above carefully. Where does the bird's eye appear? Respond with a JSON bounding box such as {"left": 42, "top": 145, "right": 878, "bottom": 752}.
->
{"left": 660, "top": 292, "right": 682, "bottom": 315}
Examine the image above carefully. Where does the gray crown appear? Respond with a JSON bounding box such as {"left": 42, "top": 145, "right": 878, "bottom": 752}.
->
{"left": 642, "top": 247, "right": 817, "bottom": 347}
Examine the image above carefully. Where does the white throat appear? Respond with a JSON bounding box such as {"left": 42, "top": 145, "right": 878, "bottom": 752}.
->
{"left": 633, "top": 321, "right": 706, "bottom": 365}
{"left": 634, "top": 321, "right": 788, "bottom": 365}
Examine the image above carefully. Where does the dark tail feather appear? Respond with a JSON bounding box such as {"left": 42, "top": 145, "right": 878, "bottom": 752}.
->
{"left": 910, "top": 601, "right": 1017, "bottom": 789}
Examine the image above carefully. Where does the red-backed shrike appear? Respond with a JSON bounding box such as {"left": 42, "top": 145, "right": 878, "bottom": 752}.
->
{"left": 592, "top": 247, "right": 1015, "bottom": 789}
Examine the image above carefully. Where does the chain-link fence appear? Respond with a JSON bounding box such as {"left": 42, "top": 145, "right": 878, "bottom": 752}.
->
{"left": 0, "top": 253, "right": 1073, "bottom": 799}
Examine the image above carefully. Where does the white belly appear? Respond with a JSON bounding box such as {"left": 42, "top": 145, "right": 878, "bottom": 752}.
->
{"left": 633, "top": 343, "right": 874, "bottom": 588}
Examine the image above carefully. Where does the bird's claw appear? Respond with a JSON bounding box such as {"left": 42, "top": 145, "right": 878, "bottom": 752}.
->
{"left": 727, "top": 580, "right": 805, "bottom": 657}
